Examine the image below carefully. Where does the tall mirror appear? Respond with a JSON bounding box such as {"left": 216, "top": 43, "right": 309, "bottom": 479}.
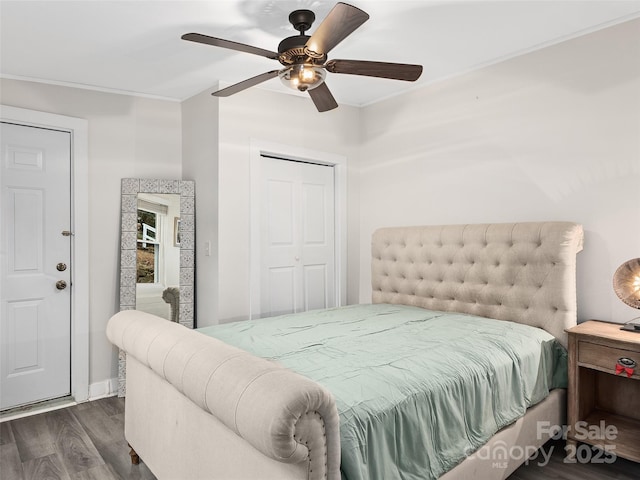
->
{"left": 118, "top": 178, "right": 195, "bottom": 395}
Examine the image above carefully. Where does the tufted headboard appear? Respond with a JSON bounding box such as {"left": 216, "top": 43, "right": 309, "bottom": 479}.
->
{"left": 371, "top": 222, "right": 583, "bottom": 348}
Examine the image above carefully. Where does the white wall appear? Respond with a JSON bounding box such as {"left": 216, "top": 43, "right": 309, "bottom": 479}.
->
{"left": 0, "top": 78, "right": 182, "bottom": 387}
{"left": 181, "top": 86, "right": 219, "bottom": 326}
{"left": 217, "top": 87, "right": 361, "bottom": 322}
{"left": 358, "top": 18, "right": 640, "bottom": 324}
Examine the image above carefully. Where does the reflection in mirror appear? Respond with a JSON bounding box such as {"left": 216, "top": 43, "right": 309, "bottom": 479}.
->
{"left": 119, "top": 178, "right": 195, "bottom": 396}
{"left": 135, "top": 193, "right": 181, "bottom": 321}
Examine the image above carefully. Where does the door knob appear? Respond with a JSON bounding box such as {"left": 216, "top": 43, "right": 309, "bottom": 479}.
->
{"left": 56, "top": 280, "right": 67, "bottom": 290}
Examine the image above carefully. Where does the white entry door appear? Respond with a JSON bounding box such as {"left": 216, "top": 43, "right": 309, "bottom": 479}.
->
{"left": 260, "top": 157, "right": 335, "bottom": 317}
{"left": 0, "top": 122, "right": 72, "bottom": 410}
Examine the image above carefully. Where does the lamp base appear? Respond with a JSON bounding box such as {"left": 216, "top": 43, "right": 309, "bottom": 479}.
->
{"left": 621, "top": 317, "right": 640, "bottom": 332}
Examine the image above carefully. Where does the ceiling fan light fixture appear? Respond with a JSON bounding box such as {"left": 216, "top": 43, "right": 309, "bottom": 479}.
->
{"left": 183, "top": 3, "right": 421, "bottom": 112}
{"left": 279, "top": 64, "right": 326, "bottom": 92}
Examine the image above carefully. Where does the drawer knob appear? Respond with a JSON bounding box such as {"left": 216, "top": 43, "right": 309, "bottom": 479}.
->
{"left": 616, "top": 357, "right": 636, "bottom": 378}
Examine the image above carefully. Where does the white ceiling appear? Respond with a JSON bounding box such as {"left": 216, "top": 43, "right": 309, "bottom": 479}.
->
{"left": 1, "top": 1, "right": 640, "bottom": 107}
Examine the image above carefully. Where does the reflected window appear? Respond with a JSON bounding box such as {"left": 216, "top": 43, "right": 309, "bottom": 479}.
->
{"left": 137, "top": 209, "right": 161, "bottom": 283}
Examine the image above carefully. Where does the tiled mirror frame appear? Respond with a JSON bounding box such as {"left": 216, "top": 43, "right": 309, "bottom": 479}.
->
{"left": 118, "top": 178, "right": 195, "bottom": 396}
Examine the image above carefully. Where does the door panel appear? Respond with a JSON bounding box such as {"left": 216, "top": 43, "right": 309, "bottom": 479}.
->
{"left": 6, "top": 299, "right": 44, "bottom": 373}
{"left": 303, "top": 264, "right": 327, "bottom": 311}
{"left": 260, "top": 157, "right": 334, "bottom": 318}
{"left": 267, "top": 266, "right": 296, "bottom": 316}
{"left": 302, "top": 183, "right": 326, "bottom": 244}
{"left": 300, "top": 163, "right": 334, "bottom": 313}
{"left": 267, "top": 179, "right": 295, "bottom": 245}
{"left": 1, "top": 122, "right": 72, "bottom": 410}
{"left": 10, "top": 188, "right": 44, "bottom": 271}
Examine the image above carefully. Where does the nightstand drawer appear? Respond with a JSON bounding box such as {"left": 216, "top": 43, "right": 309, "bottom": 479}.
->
{"left": 578, "top": 340, "right": 640, "bottom": 379}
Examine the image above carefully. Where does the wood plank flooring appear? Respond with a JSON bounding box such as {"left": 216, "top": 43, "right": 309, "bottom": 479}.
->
{"left": 509, "top": 439, "right": 640, "bottom": 480}
{"left": 1, "top": 397, "right": 154, "bottom": 480}
{"left": 1, "top": 396, "right": 639, "bottom": 479}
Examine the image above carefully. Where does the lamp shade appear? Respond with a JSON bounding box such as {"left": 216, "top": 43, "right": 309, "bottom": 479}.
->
{"left": 613, "top": 258, "right": 640, "bottom": 309}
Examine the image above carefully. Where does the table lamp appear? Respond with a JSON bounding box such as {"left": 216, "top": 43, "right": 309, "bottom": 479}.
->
{"left": 613, "top": 258, "right": 640, "bottom": 332}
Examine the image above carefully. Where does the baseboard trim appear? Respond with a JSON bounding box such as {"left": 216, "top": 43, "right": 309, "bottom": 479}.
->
{"left": 88, "top": 378, "right": 119, "bottom": 400}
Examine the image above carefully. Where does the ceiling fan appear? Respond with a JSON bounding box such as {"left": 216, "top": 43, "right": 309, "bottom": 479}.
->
{"left": 181, "top": 2, "right": 423, "bottom": 112}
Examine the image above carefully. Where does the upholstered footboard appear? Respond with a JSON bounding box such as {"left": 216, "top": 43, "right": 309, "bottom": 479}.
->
{"left": 106, "top": 310, "right": 341, "bottom": 480}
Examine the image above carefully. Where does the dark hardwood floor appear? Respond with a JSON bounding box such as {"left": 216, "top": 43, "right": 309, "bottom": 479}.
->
{"left": 1, "top": 397, "right": 154, "bottom": 480}
{"left": 508, "top": 439, "right": 640, "bottom": 480}
{"left": 1, "top": 397, "right": 639, "bottom": 479}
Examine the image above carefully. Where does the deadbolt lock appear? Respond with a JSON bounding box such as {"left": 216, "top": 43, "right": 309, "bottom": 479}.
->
{"left": 56, "top": 280, "right": 67, "bottom": 290}
{"left": 56, "top": 263, "right": 67, "bottom": 272}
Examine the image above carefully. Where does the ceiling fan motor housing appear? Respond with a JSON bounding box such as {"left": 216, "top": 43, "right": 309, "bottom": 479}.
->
{"left": 278, "top": 35, "right": 310, "bottom": 61}
{"left": 278, "top": 9, "right": 326, "bottom": 66}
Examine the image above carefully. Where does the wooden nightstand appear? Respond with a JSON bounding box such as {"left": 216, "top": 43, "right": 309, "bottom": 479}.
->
{"left": 566, "top": 320, "right": 640, "bottom": 462}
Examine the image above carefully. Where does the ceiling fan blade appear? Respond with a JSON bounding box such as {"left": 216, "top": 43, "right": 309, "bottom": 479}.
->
{"left": 305, "top": 3, "right": 369, "bottom": 57}
{"left": 212, "top": 70, "right": 280, "bottom": 97}
{"left": 308, "top": 82, "right": 339, "bottom": 112}
{"left": 325, "top": 59, "right": 423, "bottom": 81}
{"left": 182, "top": 33, "right": 279, "bottom": 60}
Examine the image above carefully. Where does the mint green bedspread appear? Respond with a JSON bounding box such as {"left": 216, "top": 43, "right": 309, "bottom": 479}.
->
{"left": 198, "top": 304, "right": 567, "bottom": 480}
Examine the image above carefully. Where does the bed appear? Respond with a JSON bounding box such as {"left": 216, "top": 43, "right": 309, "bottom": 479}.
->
{"left": 107, "top": 221, "right": 584, "bottom": 479}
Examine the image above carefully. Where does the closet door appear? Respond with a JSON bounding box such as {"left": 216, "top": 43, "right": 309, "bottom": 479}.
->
{"left": 260, "top": 156, "right": 335, "bottom": 318}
